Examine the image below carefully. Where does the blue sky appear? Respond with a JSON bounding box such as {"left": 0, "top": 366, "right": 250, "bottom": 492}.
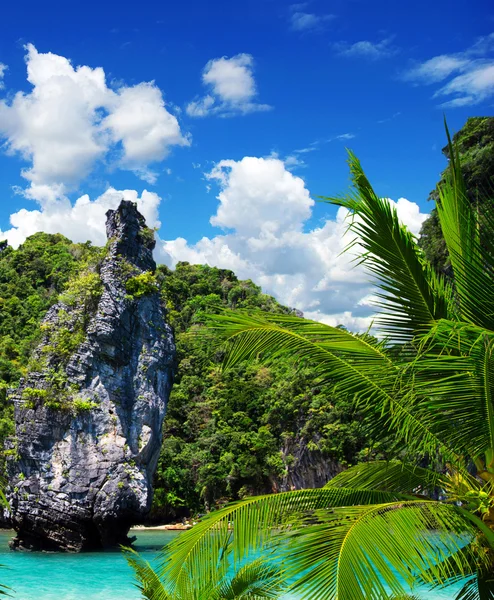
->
{"left": 0, "top": 0, "right": 493, "bottom": 328}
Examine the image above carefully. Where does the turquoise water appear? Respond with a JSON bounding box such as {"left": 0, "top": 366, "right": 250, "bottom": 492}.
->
{"left": 0, "top": 529, "right": 177, "bottom": 600}
{"left": 0, "top": 528, "right": 464, "bottom": 599}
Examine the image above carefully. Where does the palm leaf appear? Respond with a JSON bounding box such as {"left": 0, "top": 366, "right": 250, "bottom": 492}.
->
{"left": 159, "top": 488, "right": 411, "bottom": 591}
{"left": 125, "top": 549, "right": 286, "bottom": 600}
{"left": 454, "top": 573, "right": 494, "bottom": 600}
{"left": 435, "top": 121, "right": 494, "bottom": 330}
{"left": 321, "top": 150, "right": 453, "bottom": 341}
{"left": 284, "top": 501, "right": 493, "bottom": 600}
{"left": 124, "top": 547, "right": 175, "bottom": 600}
{"left": 202, "top": 310, "right": 464, "bottom": 465}
{"left": 325, "top": 460, "right": 450, "bottom": 497}
{"left": 218, "top": 558, "right": 286, "bottom": 599}
{"left": 413, "top": 320, "right": 494, "bottom": 472}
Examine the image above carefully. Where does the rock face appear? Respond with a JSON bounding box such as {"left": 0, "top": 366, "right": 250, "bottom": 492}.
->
{"left": 276, "top": 435, "right": 341, "bottom": 492}
{"left": 7, "top": 201, "right": 175, "bottom": 551}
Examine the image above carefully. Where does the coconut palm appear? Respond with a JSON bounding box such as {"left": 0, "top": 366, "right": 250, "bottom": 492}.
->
{"left": 132, "top": 126, "right": 494, "bottom": 599}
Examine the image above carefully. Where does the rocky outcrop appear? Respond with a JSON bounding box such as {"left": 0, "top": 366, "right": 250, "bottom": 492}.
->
{"left": 6, "top": 201, "right": 175, "bottom": 551}
{"left": 275, "top": 435, "right": 341, "bottom": 492}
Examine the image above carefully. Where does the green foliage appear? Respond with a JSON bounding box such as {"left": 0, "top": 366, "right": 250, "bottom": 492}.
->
{"left": 0, "top": 234, "right": 103, "bottom": 464}
{"left": 157, "top": 131, "right": 494, "bottom": 599}
{"left": 138, "top": 226, "right": 156, "bottom": 248}
{"left": 0, "top": 234, "right": 101, "bottom": 383}
{"left": 125, "top": 548, "right": 286, "bottom": 599}
{"left": 125, "top": 271, "right": 159, "bottom": 299}
{"left": 59, "top": 270, "right": 103, "bottom": 311}
{"left": 72, "top": 397, "right": 98, "bottom": 413}
{"left": 21, "top": 387, "right": 50, "bottom": 409}
{"left": 151, "top": 262, "right": 369, "bottom": 519}
{"left": 419, "top": 116, "right": 494, "bottom": 273}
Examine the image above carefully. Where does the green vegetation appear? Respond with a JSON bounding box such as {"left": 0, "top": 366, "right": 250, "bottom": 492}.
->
{"left": 0, "top": 235, "right": 371, "bottom": 520}
{"left": 138, "top": 226, "right": 157, "bottom": 247}
{"left": 59, "top": 270, "right": 103, "bottom": 311}
{"left": 20, "top": 387, "right": 50, "bottom": 409}
{"left": 125, "top": 271, "right": 159, "bottom": 298}
{"left": 0, "top": 236, "right": 103, "bottom": 463}
{"left": 125, "top": 548, "right": 286, "bottom": 600}
{"left": 143, "top": 129, "right": 494, "bottom": 599}
{"left": 419, "top": 116, "right": 494, "bottom": 273}
{"left": 0, "top": 234, "right": 98, "bottom": 459}
{"left": 72, "top": 397, "right": 98, "bottom": 413}
{"left": 151, "top": 262, "right": 370, "bottom": 519}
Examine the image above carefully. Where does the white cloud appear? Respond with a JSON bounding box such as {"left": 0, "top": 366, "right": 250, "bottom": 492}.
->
{"left": 0, "top": 153, "right": 428, "bottom": 332}
{"left": 335, "top": 133, "right": 355, "bottom": 141}
{"left": 283, "top": 154, "right": 306, "bottom": 168}
{"left": 186, "top": 54, "right": 271, "bottom": 117}
{"left": 157, "top": 156, "right": 428, "bottom": 331}
{"left": 206, "top": 157, "right": 313, "bottom": 235}
{"left": 290, "top": 11, "right": 335, "bottom": 32}
{"left": 0, "top": 187, "right": 161, "bottom": 249}
{"left": 433, "top": 63, "right": 494, "bottom": 107}
{"left": 103, "top": 82, "right": 189, "bottom": 169}
{"left": 334, "top": 38, "right": 397, "bottom": 60}
{"left": 404, "top": 55, "right": 471, "bottom": 84}
{"left": 403, "top": 33, "right": 494, "bottom": 107}
{"left": 186, "top": 95, "right": 215, "bottom": 117}
{"left": 0, "top": 44, "right": 189, "bottom": 198}
{"left": 0, "top": 63, "right": 7, "bottom": 89}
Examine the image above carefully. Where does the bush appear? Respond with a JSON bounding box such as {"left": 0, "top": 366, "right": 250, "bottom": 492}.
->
{"left": 72, "top": 397, "right": 98, "bottom": 413}
{"left": 59, "top": 271, "right": 103, "bottom": 311}
{"left": 21, "top": 387, "right": 50, "bottom": 408}
{"left": 125, "top": 272, "right": 159, "bottom": 299}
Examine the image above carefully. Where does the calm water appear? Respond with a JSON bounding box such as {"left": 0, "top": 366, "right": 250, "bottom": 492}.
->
{"left": 0, "top": 528, "right": 464, "bottom": 599}
{"left": 0, "top": 529, "right": 176, "bottom": 600}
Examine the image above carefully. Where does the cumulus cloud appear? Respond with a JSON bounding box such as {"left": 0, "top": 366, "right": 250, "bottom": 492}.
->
{"left": 186, "top": 54, "right": 271, "bottom": 117}
{"left": 0, "top": 153, "right": 428, "bottom": 331}
{"left": 334, "top": 38, "right": 397, "bottom": 60}
{"left": 0, "top": 187, "right": 161, "bottom": 249}
{"left": 0, "top": 44, "right": 189, "bottom": 198}
{"left": 206, "top": 157, "right": 313, "bottom": 235}
{"left": 403, "top": 32, "right": 494, "bottom": 107}
{"left": 104, "top": 82, "right": 189, "bottom": 167}
{"left": 157, "top": 156, "right": 428, "bottom": 331}
{"left": 0, "top": 63, "right": 7, "bottom": 89}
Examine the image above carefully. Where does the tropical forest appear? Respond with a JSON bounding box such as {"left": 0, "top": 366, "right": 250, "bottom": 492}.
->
{"left": 1, "top": 0, "right": 494, "bottom": 596}
{"left": 0, "top": 114, "right": 492, "bottom": 599}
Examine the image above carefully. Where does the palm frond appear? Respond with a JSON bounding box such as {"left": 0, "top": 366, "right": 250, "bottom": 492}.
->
{"left": 285, "top": 501, "right": 493, "bottom": 600}
{"left": 124, "top": 547, "right": 175, "bottom": 600}
{"left": 218, "top": 558, "right": 286, "bottom": 599}
{"left": 202, "top": 310, "right": 463, "bottom": 464}
{"left": 435, "top": 121, "right": 494, "bottom": 330}
{"left": 325, "top": 460, "right": 450, "bottom": 497}
{"left": 159, "top": 488, "right": 411, "bottom": 591}
{"left": 125, "top": 548, "right": 286, "bottom": 600}
{"left": 454, "top": 573, "right": 494, "bottom": 600}
{"left": 416, "top": 540, "right": 494, "bottom": 600}
{"left": 321, "top": 150, "right": 453, "bottom": 341}
{"left": 413, "top": 320, "right": 494, "bottom": 470}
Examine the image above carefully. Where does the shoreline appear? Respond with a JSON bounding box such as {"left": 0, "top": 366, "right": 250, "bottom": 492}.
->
{"left": 131, "top": 524, "right": 193, "bottom": 531}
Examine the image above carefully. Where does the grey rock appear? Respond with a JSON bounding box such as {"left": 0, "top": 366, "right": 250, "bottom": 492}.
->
{"left": 274, "top": 435, "right": 341, "bottom": 492}
{"left": 6, "top": 201, "right": 175, "bottom": 552}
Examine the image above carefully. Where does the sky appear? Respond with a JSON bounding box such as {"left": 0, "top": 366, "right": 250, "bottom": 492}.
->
{"left": 0, "top": 0, "right": 493, "bottom": 329}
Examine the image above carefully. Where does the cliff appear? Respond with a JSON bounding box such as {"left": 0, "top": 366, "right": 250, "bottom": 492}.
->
{"left": 6, "top": 201, "right": 175, "bottom": 551}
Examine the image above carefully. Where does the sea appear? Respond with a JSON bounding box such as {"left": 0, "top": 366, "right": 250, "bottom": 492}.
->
{"left": 0, "top": 529, "right": 465, "bottom": 599}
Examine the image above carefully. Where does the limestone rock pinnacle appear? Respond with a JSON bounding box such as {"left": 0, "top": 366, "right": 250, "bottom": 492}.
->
{"left": 7, "top": 200, "right": 175, "bottom": 551}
